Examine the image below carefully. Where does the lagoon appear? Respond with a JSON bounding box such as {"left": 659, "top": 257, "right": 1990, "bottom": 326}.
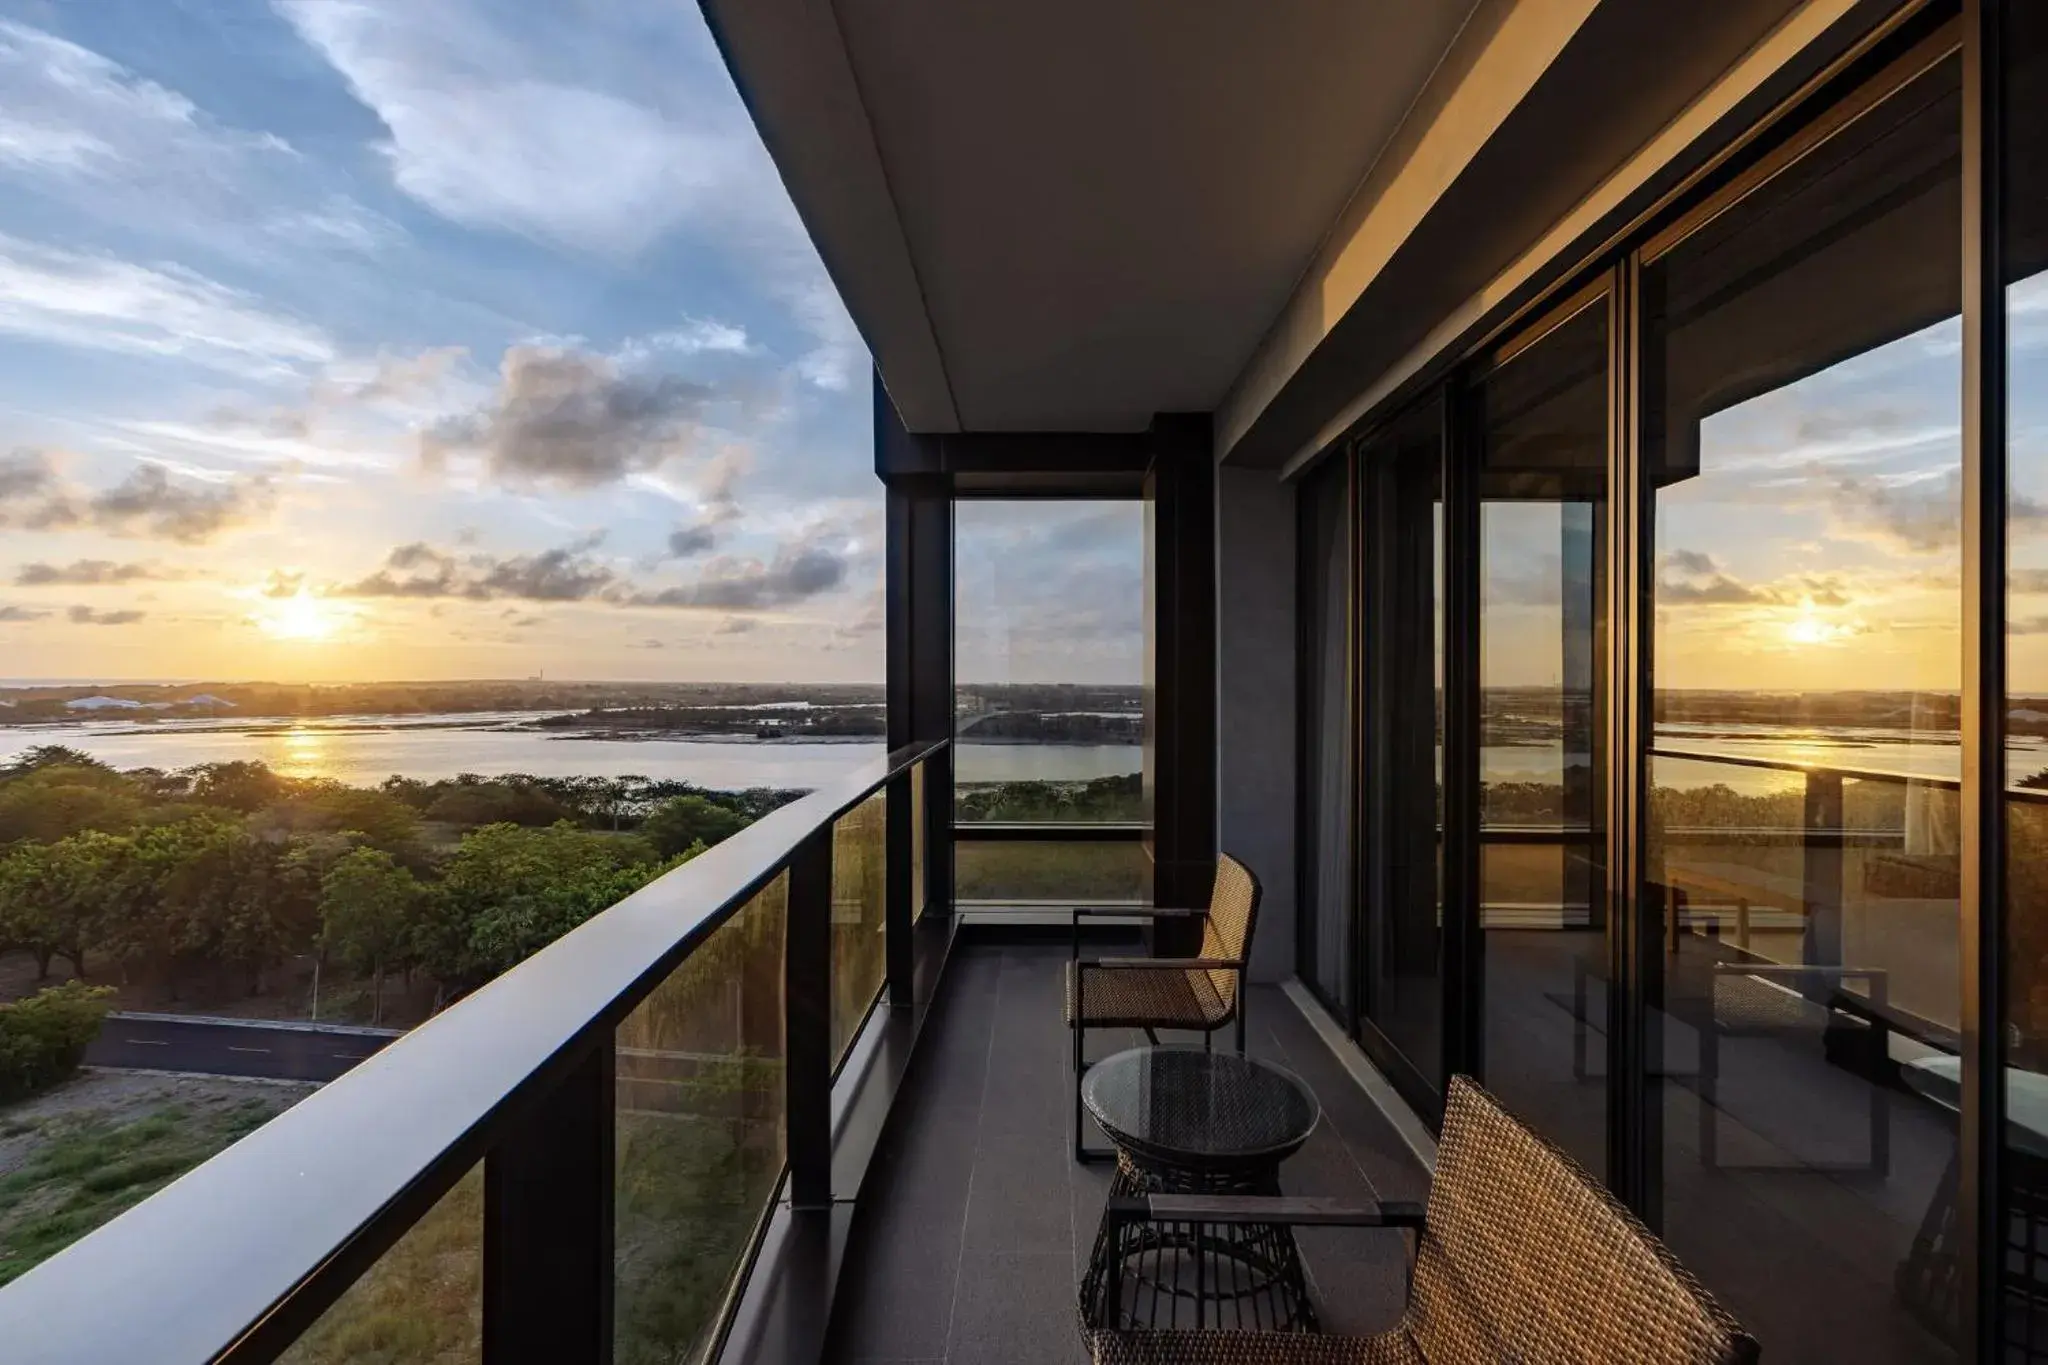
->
{"left": 0, "top": 712, "right": 1145, "bottom": 790}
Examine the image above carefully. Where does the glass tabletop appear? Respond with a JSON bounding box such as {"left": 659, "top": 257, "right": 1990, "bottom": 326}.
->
{"left": 1081, "top": 1046, "right": 1320, "bottom": 1165}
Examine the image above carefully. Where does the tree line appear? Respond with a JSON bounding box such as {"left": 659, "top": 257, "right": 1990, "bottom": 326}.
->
{"left": 0, "top": 747, "right": 802, "bottom": 1024}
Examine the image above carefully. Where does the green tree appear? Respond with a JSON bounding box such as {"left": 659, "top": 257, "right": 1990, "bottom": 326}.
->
{"left": 0, "top": 764, "right": 143, "bottom": 845}
{"left": 420, "top": 778, "right": 574, "bottom": 828}
{"left": 0, "top": 745, "right": 111, "bottom": 780}
{"left": 0, "top": 833, "right": 127, "bottom": 979}
{"left": 435, "top": 823, "right": 661, "bottom": 988}
{"left": 182, "top": 760, "right": 294, "bottom": 813}
{"left": 251, "top": 782, "right": 422, "bottom": 853}
{"left": 0, "top": 981, "right": 116, "bottom": 1102}
{"left": 640, "top": 794, "right": 746, "bottom": 857}
{"left": 320, "top": 848, "right": 422, "bottom": 1025}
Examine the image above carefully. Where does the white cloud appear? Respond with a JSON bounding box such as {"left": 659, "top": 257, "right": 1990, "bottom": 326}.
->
{"left": 0, "top": 20, "right": 396, "bottom": 258}
{"left": 276, "top": 0, "right": 751, "bottom": 259}
{"left": 618, "top": 319, "right": 754, "bottom": 363}
{"left": 0, "top": 233, "right": 333, "bottom": 378}
{"left": 274, "top": 0, "right": 867, "bottom": 389}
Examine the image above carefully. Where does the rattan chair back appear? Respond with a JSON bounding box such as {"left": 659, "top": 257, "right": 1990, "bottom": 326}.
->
{"left": 1405, "top": 1076, "right": 1759, "bottom": 1365}
{"left": 1199, "top": 854, "right": 1260, "bottom": 1011}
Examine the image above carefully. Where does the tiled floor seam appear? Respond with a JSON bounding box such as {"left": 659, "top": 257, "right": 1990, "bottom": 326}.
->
{"left": 939, "top": 946, "right": 1004, "bottom": 1360}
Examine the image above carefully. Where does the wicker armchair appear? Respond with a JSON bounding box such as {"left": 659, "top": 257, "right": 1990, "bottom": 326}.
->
{"left": 1087, "top": 1076, "right": 1759, "bottom": 1365}
{"left": 1065, "top": 853, "right": 1262, "bottom": 1161}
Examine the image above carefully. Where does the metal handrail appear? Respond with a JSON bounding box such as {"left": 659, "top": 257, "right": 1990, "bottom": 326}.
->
{"left": 0, "top": 738, "right": 947, "bottom": 1365}
{"left": 1650, "top": 741, "right": 2048, "bottom": 803}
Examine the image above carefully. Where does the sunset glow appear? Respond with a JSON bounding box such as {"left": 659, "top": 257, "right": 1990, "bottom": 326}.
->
{"left": 256, "top": 593, "right": 346, "bottom": 644}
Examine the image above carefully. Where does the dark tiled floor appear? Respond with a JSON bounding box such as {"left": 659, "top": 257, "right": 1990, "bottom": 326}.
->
{"left": 825, "top": 943, "right": 1428, "bottom": 1365}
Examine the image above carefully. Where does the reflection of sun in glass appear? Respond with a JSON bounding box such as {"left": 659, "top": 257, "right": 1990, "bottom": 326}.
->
{"left": 258, "top": 592, "right": 344, "bottom": 643}
{"left": 1782, "top": 607, "right": 1857, "bottom": 647}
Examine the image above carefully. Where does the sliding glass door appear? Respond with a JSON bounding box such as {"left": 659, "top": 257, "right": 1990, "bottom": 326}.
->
{"left": 1638, "top": 48, "right": 1960, "bottom": 1364}
{"left": 1358, "top": 401, "right": 1447, "bottom": 1093}
{"left": 1470, "top": 295, "right": 1612, "bottom": 1177}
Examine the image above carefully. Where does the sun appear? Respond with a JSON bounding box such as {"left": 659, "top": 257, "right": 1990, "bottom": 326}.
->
{"left": 1783, "top": 610, "right": 1832, "bottom": 646}
{"left": 1781, "top": 606, "right": 1860, "bottom": 647}
{"left": 258, "top": 591, "right": 344, "bottom": 643}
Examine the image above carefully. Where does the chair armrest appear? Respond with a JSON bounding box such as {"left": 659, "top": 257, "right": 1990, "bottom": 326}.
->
{"left": 1070, "top": 905, "right": 1209, "bottom": 960}
{"left": 1083, "top": 957, "right": 1242, "bottom": 971}
{"left": 1106, "top": 1194, "right": 1425, "bottom": 1229}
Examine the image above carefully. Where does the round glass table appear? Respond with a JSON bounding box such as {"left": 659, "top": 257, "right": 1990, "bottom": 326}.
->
{"left": 1078, "top": 1046, "right": 1322, "bottom": 1332}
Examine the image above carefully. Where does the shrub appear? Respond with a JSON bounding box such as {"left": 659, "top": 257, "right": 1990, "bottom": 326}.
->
{"left": 0, "top": 981, "right": 116, "bottom": 1103}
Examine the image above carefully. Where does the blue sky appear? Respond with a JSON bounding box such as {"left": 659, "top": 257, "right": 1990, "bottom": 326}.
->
{"left": 0, "top": 0, "right": 1141, "bottom": 684}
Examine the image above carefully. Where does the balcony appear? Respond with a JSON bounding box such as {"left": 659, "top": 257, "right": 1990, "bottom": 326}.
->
{"left": 0, "top": 739, "right": 1430, "bottom": 1365}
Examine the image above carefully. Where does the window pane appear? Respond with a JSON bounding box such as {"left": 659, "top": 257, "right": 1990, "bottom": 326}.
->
{"left": 277, "top": 1164, "right": 482, "bottom": 1365}
{"left": 1360, "top": 401, "right": 1446, "bottom": 1089}
{"left": 614, "top": 875, "right": 786, "bottom": 1363}
{"left": 1473, "top": 298, "right": 1610, "bottom": 1177}
{"left": 1644, "top": 55, "right": 1959, "bottom": 1364}
{"left": 1299, "top": 455, "right": 1354, "bottom": 1011}
{"left": 954, "top": 502, "right": 1145, "bottom": 826}
{"left": 954, "top": 839, "right": 1150, "bottom": 906}
{"left": 2009, "top": 8, "right": 2048, "bottom": 1358}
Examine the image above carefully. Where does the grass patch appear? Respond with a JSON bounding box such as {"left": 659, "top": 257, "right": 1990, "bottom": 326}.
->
{"left": 277, "top": 1167, "right": 482, "bottom": 1365}
{"left": 0, "top": 1097, "right": 285, "bottom": 1286}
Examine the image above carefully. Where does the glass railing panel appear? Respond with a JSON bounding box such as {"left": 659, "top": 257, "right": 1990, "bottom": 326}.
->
{"left": 910, "top": 760, "right": 928, "bottom": 923}
{"left": 1650, "top": 752, "right": 1810, "bottom": 958}
{"left": 276, "top": 1163, "right": 483, "bottom": 1365}
{"left": 830, "top": 794, "right": 887, "bottom": 1062}
{"left": 613, "top": 873, "right": 787, "bottom": 1365}
{"left": 954, "top": 839, "right": 1149, "bottom": 906}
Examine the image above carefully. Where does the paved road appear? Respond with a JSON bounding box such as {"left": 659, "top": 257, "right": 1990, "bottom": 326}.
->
{"left": 86, "top": 1012, "right": 404, "bottom": 1083}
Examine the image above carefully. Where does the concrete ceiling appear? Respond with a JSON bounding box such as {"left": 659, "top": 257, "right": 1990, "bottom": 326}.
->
{"left": 704, "top": 0, "right": 1483, "bottom": 434}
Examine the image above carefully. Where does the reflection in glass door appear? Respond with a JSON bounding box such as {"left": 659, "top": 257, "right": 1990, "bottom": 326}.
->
{"left": 1640, "top": 52, "right": 1959, "bottom": 1365}
{"left": 2008, "top": 5, "right": 2048, "bottom": 1359}
{"left": 1359, "top": 402, "right": 1446, "bottom": 1092}
{"left": 1471, "top": 296, "right": 1611, "bottom": 1178}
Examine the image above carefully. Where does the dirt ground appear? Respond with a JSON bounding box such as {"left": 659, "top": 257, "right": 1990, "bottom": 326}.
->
{"left": 0, "top": 1068, "right": 313, "bottom": 1180}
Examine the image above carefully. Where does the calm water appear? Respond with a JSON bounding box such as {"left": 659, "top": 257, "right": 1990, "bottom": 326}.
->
{"left": 11, "top": 711, "right": 2047, "bottom": 796}
{"left": 0, "top": 712, "right": 1144, "bottom": 790}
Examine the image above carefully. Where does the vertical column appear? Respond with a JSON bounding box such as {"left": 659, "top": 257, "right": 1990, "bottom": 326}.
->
{"left": 1146, "top": 414, "right": 1217, "bottom": 950}
{"left": 1961, "top": 2, "right": 2008, "bottom": 1356}
{"left": 1800, "top": 772, "right": 1846, "bottom": 1000}
{"left": 785, "top": 830, "right": 835, "bottom": 1211}
{"left": 1605, "top": 261, "right": 1652, "bottom": 1217}
{"left": 881, "top": 374, "right": 955, "bottom": 931}
{"left": 1215, "top": 464, "right": 1298, "bottom": 983}
{"left": 483, "top": 1039, "right": 615, "bottom": 1365}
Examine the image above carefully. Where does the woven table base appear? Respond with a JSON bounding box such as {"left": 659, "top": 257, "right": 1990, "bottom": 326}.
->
{"left": 1080, "top": 1151, "right": 1318, "bottom": 1334}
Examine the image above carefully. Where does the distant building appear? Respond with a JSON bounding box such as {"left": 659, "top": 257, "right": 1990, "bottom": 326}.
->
{"left": 63, "top": 696, "right": 144, "bottom": 711}
{"left": 179, "top": 694, "right": 237, "bottom": 708}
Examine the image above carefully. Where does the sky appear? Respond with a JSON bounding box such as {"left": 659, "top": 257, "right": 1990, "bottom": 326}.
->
{"left": 0, "top": 0, "right": 1139, "bottom": 687}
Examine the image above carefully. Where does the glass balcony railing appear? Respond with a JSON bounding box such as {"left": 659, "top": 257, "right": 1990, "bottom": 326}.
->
{"left": 0, "top": 741, "right": 947, "bottom": 1365}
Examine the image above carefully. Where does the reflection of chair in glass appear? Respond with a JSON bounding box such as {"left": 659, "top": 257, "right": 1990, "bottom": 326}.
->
{"left": 1665, "top": 873, "right": 1892, "bottom": 1177}
{"left": 1084, "top": 1077, "right": 1759, "bottom": 1365}
{"left": 1893, "top": 1058, "right": 2048, "bottom": 1347}
{"left": 1065, "top": 853, "right": 1262, "bottom": 1163}
{"left": 1567, "top": 875, "right": 1893, "bottom": 1176}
